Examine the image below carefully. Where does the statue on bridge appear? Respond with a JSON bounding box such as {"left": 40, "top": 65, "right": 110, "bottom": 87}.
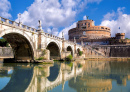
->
{"left": 38, "top": 20, "right": 42, "bottom": 31}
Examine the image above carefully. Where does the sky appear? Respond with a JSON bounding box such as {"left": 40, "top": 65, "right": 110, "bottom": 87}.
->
{"left": 0, "top": 0, "right": 130, "bottom": 39}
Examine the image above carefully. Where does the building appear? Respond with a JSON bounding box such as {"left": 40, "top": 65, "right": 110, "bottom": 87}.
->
{"left": 68, "top": 19, "right": 129, "bottom": 45}
{"left": 68, "top": 19, "right": 111, "bottom": 45}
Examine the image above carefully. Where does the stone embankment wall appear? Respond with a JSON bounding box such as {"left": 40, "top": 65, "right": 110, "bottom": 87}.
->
{"left": 93, "top": 45, "right": 130, "bottom": 57}
{"left": 0, "top": 47, "right": 14, "bottom": 58}
{"left": 85, "top": 46, "right": 106, "bottom": 58}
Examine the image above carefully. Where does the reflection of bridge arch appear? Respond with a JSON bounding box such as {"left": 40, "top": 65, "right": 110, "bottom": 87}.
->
{"left": 0, "top": 30, "right": 35, "bottom": 60}
{"left": 1, "top": 66, "right": 33, "bottom": 92}
{"left": 47, "top": 63, "right": 61, "bottom": 81}
{"left": 46, "top": 41, "right": 61, "bottom": 59}
{"left": 25, "top": 62, "right": 83, "bottom": 92}
{"left": 0, "top": 62, "right": 83, "bottom": 92}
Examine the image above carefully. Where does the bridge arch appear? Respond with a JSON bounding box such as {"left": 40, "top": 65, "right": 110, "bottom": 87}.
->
{"left": 67, "top": 46, "right": 73, "bottom": 56}
{"left": 46, "top": 41, "right": 61, "bottom": 60}
{"left": 0, "top": 30, "right": 35, "bottom": 60}
{"left": 77, "top": 48, "right": 81, "bottom": 53}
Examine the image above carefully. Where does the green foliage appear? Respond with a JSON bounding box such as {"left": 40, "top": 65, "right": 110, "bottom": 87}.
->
{"left": 79, "top": 51, "right": 83, "bottom": 56}
{"left": 0, "top": 38, "right": 6, "bottom": 42}
{"left": 0, "top": 38, "right": 9, "bottom": 47}
{"left": 36, "top": 56, "right": 46, "bottom": 60}
{"left": 66, "top": 54, "right": 73, "bottom": 61}
{"left": 0, "top": 20, "right": 3, "bottom": 23}
{"left": 42, "top": 50, "right": 46, "bottom": 55}
{"left": 6, "top": 43, "right": 9, "bottom": 47}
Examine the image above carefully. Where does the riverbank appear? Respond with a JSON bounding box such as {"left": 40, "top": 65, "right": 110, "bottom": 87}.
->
{"left": 1, "top": 57, "right": 130, "bottom": 63}
{"left": 84, "top": 57, "right": 130, "bottom": 61}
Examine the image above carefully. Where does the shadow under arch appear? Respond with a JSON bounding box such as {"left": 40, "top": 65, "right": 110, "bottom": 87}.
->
{"left": 2, "top": 33, "right": 34, "bottom": 60}
{"left": 46, "top": 42, "right": 61, "bottom": 60}
{"left": 67, "top": 46, "right": 73, "bottom": 56}
{"left": 77, "top": 48, "right": 80, "bottom": 55}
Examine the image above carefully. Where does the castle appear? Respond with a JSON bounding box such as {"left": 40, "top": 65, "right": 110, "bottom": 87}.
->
{"left": 68, "top": 18, "right": 128, "bottom": 45}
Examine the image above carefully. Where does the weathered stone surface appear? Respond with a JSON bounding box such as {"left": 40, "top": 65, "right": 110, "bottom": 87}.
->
{"left": 93, "top": 45, "right": 130, "bottom": 57}
{"left": 0, "top": 47, "right": 13, "bottom": 58}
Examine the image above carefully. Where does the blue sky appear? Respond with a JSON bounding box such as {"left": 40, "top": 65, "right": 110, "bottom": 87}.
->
{"left": 0, "top": 0, "right": 130, "bottom": 39}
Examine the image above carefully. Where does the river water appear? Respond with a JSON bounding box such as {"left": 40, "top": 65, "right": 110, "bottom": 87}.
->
{"left": 0, "top": 60, "right": 130, "bottom": 92}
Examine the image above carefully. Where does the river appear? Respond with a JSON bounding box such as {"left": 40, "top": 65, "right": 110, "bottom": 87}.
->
{"left": 0, "top": 60, "right": 130, "bottom": 92}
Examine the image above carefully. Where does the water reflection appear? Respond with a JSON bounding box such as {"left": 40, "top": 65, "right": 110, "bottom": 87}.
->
{"left": 69, "top": 61, "right": 130, "bottom": 92}
{"left": 0, "top": 61, "right": 130, "bottom": 92}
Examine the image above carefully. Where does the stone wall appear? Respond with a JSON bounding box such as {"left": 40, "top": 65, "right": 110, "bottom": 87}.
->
{"left": 0, "top": 47, "right": 14, "bottom": 58}
{"left": 93, "top": 45, "right": 130, "bottom": 57}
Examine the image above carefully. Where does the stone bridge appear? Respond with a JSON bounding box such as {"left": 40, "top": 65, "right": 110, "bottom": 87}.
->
{"left": 0, "top": 16, "right": 84, "bottom": 61}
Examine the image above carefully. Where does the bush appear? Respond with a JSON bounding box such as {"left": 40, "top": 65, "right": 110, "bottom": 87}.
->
{"left": 36, "top": 56, "right": 46, "bottom": 60}
{"left": 66, "top": 54, "right": 73, "bottom": 61}
{"left": 79, "top": 51, "right": 83, "bottom": 56}
{"left": 0, "top": 38, "right": 9, "bottom": 47}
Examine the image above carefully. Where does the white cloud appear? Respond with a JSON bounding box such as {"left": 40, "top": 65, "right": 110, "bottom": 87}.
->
{"left": 16, "top": 0, "right": 77, "bottom": 29}
{"left": 103, "top": 11, "right": 116, "bottom": 20}
{"left": 58, "top": 22, "right": 77, "bottom": 39}
{"left": 16, "top": 0, "right": 102, "bottom": 28}
{"left": 0, "top": 0, "right": 11, "bottom": 18}
{"left": 100, "top": 7, "right": 130, "bottom": 38}
{"left": 79, "top": 0, "right": 102, "bottom": 11}
{"left": 87, "top": 0, "right": 102, "bottom": 4}
{"left": 15, "top": 0, "right": 102, "bottom": 38}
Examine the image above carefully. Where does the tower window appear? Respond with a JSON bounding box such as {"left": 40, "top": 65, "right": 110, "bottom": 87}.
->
{"left": 78, "top": 24, "right": 79, "bottom": 28}
{"left": 88, "top": 23, "right": 90, "bottom": 27}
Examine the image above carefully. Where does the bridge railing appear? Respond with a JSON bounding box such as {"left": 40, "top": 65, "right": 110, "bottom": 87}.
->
{"left": 0, "top": 16, "right": 37, "bottom": 32}
{"left": 65, "top": 40, "right": 83, "bottom": 47}
{"left": 44, "top": 32, "right": 63, "bottom": 40}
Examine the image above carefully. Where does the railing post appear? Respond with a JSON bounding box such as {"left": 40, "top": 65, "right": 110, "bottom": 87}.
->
{"left": 12, "top": 21, "right": 15, "bottom": 25}
{"left": 28, "top": 27, "right": 31, "bottom": 30}
{"left": 5, "top": 19, "right": 9, "bottom": 23}
{"left": 0, "top": 17, "right": 1, "bottom": 21}
{"left": 18, "top": 22, "right": 22, "bottom": 27}
{"left": 24, "top": 25, "right": 27, "bottom": 29}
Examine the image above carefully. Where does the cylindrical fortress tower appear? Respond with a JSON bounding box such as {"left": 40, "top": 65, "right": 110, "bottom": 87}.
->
{"left": 115, "top": 33, "right": 125, "bottom": 39}
{"left": 68, "top": 19, "right": 111, "bottom": 43}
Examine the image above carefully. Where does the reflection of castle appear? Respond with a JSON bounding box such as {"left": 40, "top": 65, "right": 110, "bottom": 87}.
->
{"left": 68, "top": 61, "right": 130, "bottom": 92}
{"left": 69, "top": 77, "right": 112, "bottom": 92}
{"left": 68, "top": 19, "right": 128, "bottom": 45}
